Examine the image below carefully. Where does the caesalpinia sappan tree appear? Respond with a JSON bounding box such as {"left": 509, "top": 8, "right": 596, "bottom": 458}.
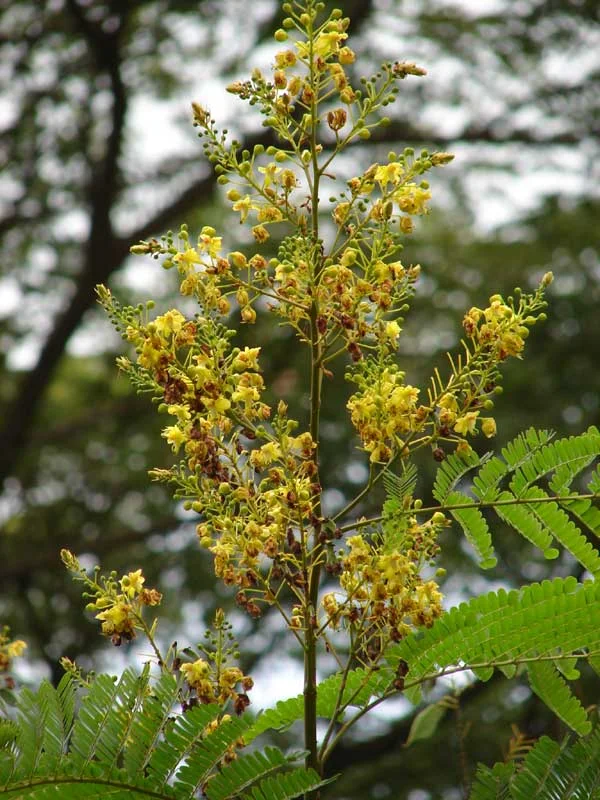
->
{"left": 3, "top": 2, "right": 600, "bottom": 798}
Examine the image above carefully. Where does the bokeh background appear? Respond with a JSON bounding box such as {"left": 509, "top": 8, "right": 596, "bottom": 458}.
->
{"left": 1, "top": 1, "right": 599, "bottom": 797}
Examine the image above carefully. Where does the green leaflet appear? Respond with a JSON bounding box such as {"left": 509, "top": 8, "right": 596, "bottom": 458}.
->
{"left": 469, "top": 727, "right": 600, "bottom": 800}
{"left": 387, "top": 577, "right": 600, "bottom": 707}
{"left": 426, "top": 427, "right": 600, "bottom": 570}
{"left": 0, "top": 667, "right": 332, "bottom": 800}
{"left": 528, "top": 661, "right": 591, "bottom": 735}
{"left": 445, "top": 490, "right": 496, "bottom": 568}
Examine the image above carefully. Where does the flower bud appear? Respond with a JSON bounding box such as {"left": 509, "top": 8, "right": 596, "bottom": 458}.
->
{"left": 431, "top": 152, "right": 455, "bottom": 166}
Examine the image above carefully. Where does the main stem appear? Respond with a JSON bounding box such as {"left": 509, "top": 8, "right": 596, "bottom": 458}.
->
{"left": 304, "top": 28, "right": 324, "bottom": 790}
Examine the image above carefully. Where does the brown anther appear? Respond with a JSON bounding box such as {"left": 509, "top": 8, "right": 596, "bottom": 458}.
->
{"left": 246, "top": 602, "right": 262, "bottom": 618}
{"left": 234, "top": 693, "right": 251, "bottom": 715}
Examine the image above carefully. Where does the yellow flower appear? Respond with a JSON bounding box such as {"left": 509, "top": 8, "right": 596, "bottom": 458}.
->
{"left": 213, "top": 396, "right": 232, "bottom": 414}
{"left": 181, "top": 658, "right": 210, "bottom": 688}
{"left": 393, "top": 184, "right": 431, "bottom": 215}
{"left": 297, "top": 31, "right": 347, "bottom": 59}
{"left": 250, "top": 441, "right": 281, "bottom": 469}
{"left": 338, "top": 46, "right": 355, "bottom": 64}
{"left": 7, "top": 639, "right": 27, "bottom": 658}
{"left": 173, "top": 248, "right": 201, "bottom": 271}
{"left": 198, "top": 228, "right": 222, "bottom": 258}
{"left": 162, "top": 424, "right": 188, "bottom": 452}
{"left": 154, "top": 309, "right": 186, "bottom": 338}
{"left": 481, "top": 417, "right": 497, "bottom": 438}
{"left": 229, "top": 251, "right": 247, "bottom": 269}
{"left": 252, "top": 225, "right": 270, "bottom": 243}
{"left": 257, "top": 206, "right": 283, "bottom": 223}
{"left": 232, "top": 195, "right": 255, "bottom": 223}
{"left": 384, "top": 320, "right": 401, "bottom": 345}
{"left": 453, "top": 411, "right": 479, "bottom": 436}
{"left": 96, "top": 602, "right": 136, "bottom": 637}
{"left": 258, "top": 162, "right": 281, "bottom": 187}
{"left": 375, "top": 162, "right": 404, "bottom": 188}
{"left": 120, "top": 569, "right": 145, "bottom": 598}
{"left": 232, "top": 347, "right": 261, "bottom": 371}
{"left": 167, "top": 404, "right": 192, "bottom": 422}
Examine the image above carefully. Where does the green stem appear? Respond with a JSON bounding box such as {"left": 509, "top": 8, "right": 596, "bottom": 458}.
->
{"left": 320, "top": 648, "right": 600, "bottom": 764}
{"left": 338, "top": 491, "right": 600, "bottom": 533}
{"left": 304, "top": 15, "right": 324, "bottom": 789}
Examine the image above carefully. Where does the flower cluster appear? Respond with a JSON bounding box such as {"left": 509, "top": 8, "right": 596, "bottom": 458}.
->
{"left": 61, "top": 550, "right": 162, "bottom": 646}
{"left": 99, "top": 287, "right": 322, "bottom": 602}
{"left": 180, "top": 659, "right": 253, "bottom": 715}
{"left": 178, "top": 610, "right": 253, "bottom": 719}
{"left": 347, "top": 363, "right": 423, "bottom": 463}
{"left": 96, "top": 0, "right": 555, "bottom": 736}
{"left": 346, "top": 279, "right": 552, "bottom": 463}
{"left": 462, "top": 279, "right": 552, "bottom": 362}
{"left": 0, "top": 626, "right": 27, "bottom": 687}
{"left": 321, "top": 514, "right": 446, "bottom": 659}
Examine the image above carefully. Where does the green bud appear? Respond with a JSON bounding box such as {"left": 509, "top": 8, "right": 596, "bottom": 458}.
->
{"left": 414, "top": 499, "right": 423, "bottom": 509}
{"left": 274, "top": 150, "right": 287, "bottom": 162}
{"left": 130, "top": 243, "right": 150, "bottom": 255}
{"left": 358, "top": 128, "right": 371, "bottom": 139}
{"left": 274, "top": 28, "right": 288, "bottom": 42}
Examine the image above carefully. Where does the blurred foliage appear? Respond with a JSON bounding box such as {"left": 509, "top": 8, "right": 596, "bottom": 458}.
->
{"left": 0, "top": 0, "right": 599, "bottom": 797}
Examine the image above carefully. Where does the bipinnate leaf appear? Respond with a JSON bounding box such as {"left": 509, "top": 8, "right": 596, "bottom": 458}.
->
{"left": 470, "top": 726, "right": 600, "bottom": 799}
{"left": 387, "top": 577, "right": 600, "bottom": 712}
{"left": 0, "top": 666, "right": 332, "bottom": 800}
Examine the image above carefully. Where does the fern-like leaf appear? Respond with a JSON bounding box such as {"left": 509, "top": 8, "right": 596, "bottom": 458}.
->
{"left": 0, "top": 667, "right": 328, "bottom": 800}
{"left": 528, "top": 660, "right": 591, "bottom": 735}
{"left": 470, "top": 727, "right": 600, "bottom": 799}
{"left": 469, "top": 762, "right": 514, "bottom": 800}
{"left": 387, "top": 577, "right": 600, "bottom": 707}
{"left": 445, "top": 490, "right": 496, "bottom": 568}
{"left": 243, "top": 767, "right": 332, "bottom": 800}
{"left": 433, "top": 428, "right": 600, "bottom": 568}
{"left": 75, "top": 667, "right": 152, "bottom": 775}
{"left": 433, "top": 447, "right": 482, "bottom": 503}
{"left": 382, "top": 462, "right": 418, "bottom": 504}
{"left": 206, "top": 746, "right": 299, "bottom": 800}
